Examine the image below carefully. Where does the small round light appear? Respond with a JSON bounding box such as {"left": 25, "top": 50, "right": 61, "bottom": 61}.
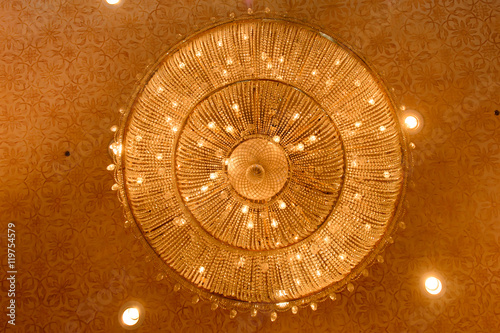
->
{"left": 122, "top": 307, "right": 139, "bottom": 326}
{"left": 119, "top": 301, "right": 145, "bottom": 330}
{"left": 106, "top": 0, "right": 121, "bottom": 4}
{"left": 425, "top": 276, "right": 442, "bottom": 295}
{"left": 401, "top": 109, "right": 424, "bottom": 134}
{"left": 404, "top": 115, "right": 419, "bottom": 129}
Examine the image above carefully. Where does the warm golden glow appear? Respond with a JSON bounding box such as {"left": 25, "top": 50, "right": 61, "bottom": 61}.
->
{"left": 405, "top": 115, "right": 419, "bottom": 129}
{"left": 113, "top": 18, "right": 409, "bottom": 313}
{"left": 121, "top": 307, "right": 139, "bottom": 326}
{"left": 425, "top": 276, "right": 443, "bottom": 295}
{"left": 106, "top": 0, "right": 121, "bottom": 4}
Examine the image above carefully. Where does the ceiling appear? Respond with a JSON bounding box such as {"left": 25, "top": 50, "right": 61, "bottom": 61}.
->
{"left": 1, "top": 0, "right": 499, "bottom": 332}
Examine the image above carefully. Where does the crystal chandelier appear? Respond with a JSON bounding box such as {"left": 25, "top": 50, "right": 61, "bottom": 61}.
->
{"left": 110, "top": 16, "right": 409, "bottom": 319}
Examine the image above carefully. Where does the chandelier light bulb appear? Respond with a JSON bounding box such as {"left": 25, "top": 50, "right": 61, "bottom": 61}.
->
{"left": 278, "top": 200, "right": 286, "bottom": 209}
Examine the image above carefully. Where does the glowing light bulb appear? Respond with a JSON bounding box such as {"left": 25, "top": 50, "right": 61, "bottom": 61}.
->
{"left": 405, "top": 115, "right": 419, "bottom": 129}
{"left": 279, "top": 56, "right": 284, "bottom": 63}
{"left": 278, "top": 200, "right": 286, "bottom": 209}
{"left": 312, "top": 69, "right": 317, "bottom": 75}
{"left": 217, "top": 41, "right": 223, "bottom": 47}
{"left": 201, "top": 185, "right": 208, "bottom": 192}
{"left": 110, "top": 125, "right": 118, "bottom": 132}
{"left": 271, "top": 219, "right": 278, "bottom": 228}
{"left": 208, "top": 121, "right": 215, "bottom": 129}
{"left": 242, "top": 34, "right": 248, "bottom": 40}
{"left": 355, "top": 121, "right": 362, "bottom": 127}
{"left": 241, "top": 205, "right": 249, "bottom": 214}
{"left": 226, "top": 125, "right": 234, "bottom": 133}
{"left": 309, "top": 135, "right": 317, "bottom": 142}
{"left": 368, "top": 98, "right": 375, "bottom": 105}
{"left": 178, "top": 62, "right": 185, "bottom": 69}
{"left": 293, "top": 113, "right": 300, "bottom": 120}
{"left": 209, "top": 173, "right": 217, "bottom": 180}
{"left": 232, "top": 103, "right": 239, "bottom": 111}
{"left": 273, "top": 135, "right": 280, "bottom": 143}
{"left": 296, "top": 143, "right": 304, "bottom": 151}
{"left": 247, "top": 221, "right": 254, "bottom": 229}
{"left": 136, "top": 177, "right": 143, "bottom": 184}
{"left": 195, "top": 50, "right": 202, "bottom": 57}
{"left": 339, "top": 254, "right": 345, "bottom": 261}
{"left": 379, "top": 126, "right": 386, "bottom": 132}
{"left": 156, "top": 153, "right": 163, "bottom": 160}
{"left": 172, "top": 126, "right": 178, "bottom": 132}
{"left": 383, "top": 171, "right": 390, "bottom": 178}
{"left": 310, "top": 302, "right": 317, "bottom": 311}
{"left": 107, "top": 164, "right": 116, "bottom": 171}
{"left": 425, "top": 276, "right": 443, "bottom": 295}
{"left": 172, "top": 101, "right": 178, "bottom": 107}
{"left": 121, "top": 307, "right": 139, "bottom": 326}
{"left": 199, "top": 266, "right": 205, "bottom": 274}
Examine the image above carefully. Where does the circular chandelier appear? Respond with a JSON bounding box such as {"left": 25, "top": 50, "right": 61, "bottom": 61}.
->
{"left": 110, "top": 16, "right": 409, "bottom": 318}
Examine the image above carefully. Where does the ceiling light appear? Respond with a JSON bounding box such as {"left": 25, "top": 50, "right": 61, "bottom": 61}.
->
{"left": 106, "top": 0, "right": 121, "bottom": 4}
{"left": 404, "top": 115, "right": 418, "bottom": 129}
{"left": 425, "top": 276, "right": 443, "bottom": 295}
{"left": 122, "top": 308, "right": 139, "bottom": 326}
{"left": 118, "top": 301, "right": 145, "bottom": 330}
{"left": 401, "top": 109, "right": 424, "bottom": 134}
{"left": 111, "top": 17, "right": 410, "bottom": 317}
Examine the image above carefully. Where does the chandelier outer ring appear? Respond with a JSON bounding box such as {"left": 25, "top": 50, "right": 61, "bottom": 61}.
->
{"left": 112, "top": 14, "right": 411, "bottom": 313}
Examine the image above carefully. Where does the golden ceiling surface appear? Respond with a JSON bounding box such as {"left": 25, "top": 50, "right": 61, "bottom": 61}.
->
{"left": 114, "top": 19, "right": 408, "bottom": 310}
{"left": 1, "top": 0, "right": 499, "bottom": 332}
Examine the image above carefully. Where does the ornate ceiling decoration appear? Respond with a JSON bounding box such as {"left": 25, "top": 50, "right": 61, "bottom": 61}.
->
{"left": 111, "top": 17, "right": 409, "bottom": 316}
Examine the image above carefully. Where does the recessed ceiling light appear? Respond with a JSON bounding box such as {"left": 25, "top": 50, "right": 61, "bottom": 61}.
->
{"left": 122, "top": 307, "right": 139, "bottom": 326}
{"left": 119, "top": 301, "right": 145, "bottom": 330}
{"left": 404, "top": 115, "right": 419, "bottom": 129}
{"left": 425, "top": 276, "right": 442, "bottom": 295}
{"left": 401, "top": 109, "right": 424, "bottom": 134}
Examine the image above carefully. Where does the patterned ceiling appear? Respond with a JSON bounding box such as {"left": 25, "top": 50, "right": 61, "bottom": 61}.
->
{"left": 0, "top": 0, "right": 499, "bottom": 332}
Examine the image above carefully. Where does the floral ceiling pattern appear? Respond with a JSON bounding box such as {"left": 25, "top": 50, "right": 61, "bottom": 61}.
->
{"left": 0, "top": 0, "right": 499, "bottom": 332}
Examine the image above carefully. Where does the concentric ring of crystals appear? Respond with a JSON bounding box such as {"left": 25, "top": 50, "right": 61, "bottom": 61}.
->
{"left": 176, "top": 80, "right": 343, "bottom": 249}
{"left": 120, "top": 19, "right": 405, "bottom": 305}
